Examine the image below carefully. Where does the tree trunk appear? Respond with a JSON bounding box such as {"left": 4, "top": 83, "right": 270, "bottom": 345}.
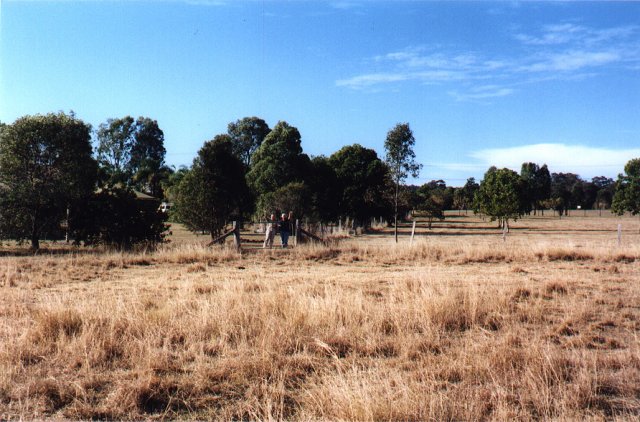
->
{"left": 394, "top": 176, "right": 399, "bottom": 243}
{"left": 30, "top": 217, "right": 40, "bottom": 250}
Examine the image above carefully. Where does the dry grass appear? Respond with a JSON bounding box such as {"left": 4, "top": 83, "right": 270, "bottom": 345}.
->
{"left": 1, "top": 214, "right": 640, "bottom": 420}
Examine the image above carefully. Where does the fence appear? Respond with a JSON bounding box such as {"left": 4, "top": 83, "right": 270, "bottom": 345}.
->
{"left": 207, "top": 219, "right": 327, "bottom": 250}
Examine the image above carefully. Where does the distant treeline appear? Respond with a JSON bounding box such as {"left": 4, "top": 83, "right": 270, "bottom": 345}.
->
{"left": 1, "top": 113, "right": 639, "bottom": 249}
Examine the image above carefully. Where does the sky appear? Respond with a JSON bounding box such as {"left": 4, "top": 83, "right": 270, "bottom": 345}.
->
{"left": 1, "top": 0, "right": 639, "bottom": 186}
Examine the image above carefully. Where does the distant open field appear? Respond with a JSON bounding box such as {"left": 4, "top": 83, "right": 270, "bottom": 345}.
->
{"left": 1, "top": 212, "right": 639, "bottom": 420}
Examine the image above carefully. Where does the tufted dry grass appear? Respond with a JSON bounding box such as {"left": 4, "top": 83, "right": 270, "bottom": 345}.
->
{"left": 1, "top": 213, "right": 639, "bottom": 420}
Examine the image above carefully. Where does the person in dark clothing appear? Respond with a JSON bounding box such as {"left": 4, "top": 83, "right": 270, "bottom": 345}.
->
{"left": 279, "top": 212, "right": 292, "bottom": 248}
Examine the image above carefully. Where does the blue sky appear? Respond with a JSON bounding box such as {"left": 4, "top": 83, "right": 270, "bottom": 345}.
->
{"left": 2, "top": 0, "right": 639, "bottom": 185}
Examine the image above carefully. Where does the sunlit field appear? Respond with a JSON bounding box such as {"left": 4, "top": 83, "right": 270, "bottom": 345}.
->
{"left": 1, "top": 212, "right": 639, "bottom": 420}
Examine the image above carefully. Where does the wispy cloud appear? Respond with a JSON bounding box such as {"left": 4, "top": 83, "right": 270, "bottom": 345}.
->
{"left": 337, "top": 47, "right": 507, "bottom": 89}
{"left": 470, "top": 143, "right": 640, "bottom": 176}
{"left": 337, "top": 22, "right": 640, "bottom": 98}
{"left": 449, "top": 85, "right": 515, "bottom": 102}
{"left": 516, "top": 23, "right": 637, "bottom": 47}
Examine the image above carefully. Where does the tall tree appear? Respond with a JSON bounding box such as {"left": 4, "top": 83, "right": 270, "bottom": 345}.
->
{"left": 328, "top": 144, "right": 391, "bottom": 226}
{"left": 612, "top": 158, "right": 640, "bottom": 216}
{"left": 306, "top": 156, "right": 340, "bottom": 221}
{"left": 246, "top": 121, "right": 311, "bottom": 215}
{"left": 0, "top": 113, "right": 97, "bottom": 249}
{"left": 96, "top": 116, "right": 136, "bottom": 185}
{"left": 520, "top": 163, "right": 551, "bottom": 215}
{"left": 416, "top": 182, "right": 447, "bottom": 228}
{"left": 227, "top": 117, "right": 270, "bottom": 167}
{"left": 174, "top": 135, "right": 251, "bottom": 240}
{"left": 384, "top": 123, "right": 421, "bottom": 242}
{"left": 474, "top": 167, "right": 524, "bottom": 231}
{"left": 461, "top": 177, "right": 480, "bottom": 214}
{"left": 96, "top": 116, "right": 167, "bottom": 193}
{"left": 592, "top": 176, "right": 615, "bottom": 211}
{"left": 551, "top": 172, "right": 581, "bottom": 216}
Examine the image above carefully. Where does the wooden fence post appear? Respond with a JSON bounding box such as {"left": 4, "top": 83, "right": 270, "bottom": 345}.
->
{"left": 295, "top": 219, "right": 301, "bottom": 247}
{"left": 617, "top": 224, "right": 622, "bottom": 247}
{"left": 410, "top": 220, "right": 416, "bottom": 244}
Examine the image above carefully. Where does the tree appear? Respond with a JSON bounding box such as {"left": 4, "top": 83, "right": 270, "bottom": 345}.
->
{"left": 227, "top": 117, "right": 270, "bottom": 167}
{"left": 246, "top": 121, "right": 311, "bottom": 215}
{"left": 520, "top": 163, "right": 551, "bottom": 215}
{"left": 551, "top": 172, "right": 581, "bottom": 216}
{"left": 461, "top": 177, "right": 480, "bottom": 214}
{"left": 384, "top": 123, "right": 421, "bottom": 242}
{"left": 416, "top": 183, "right": 447, "bottom": 228}
{"left": 96, "top": 116, "right": 167, "bottom": 192}
{"left": 592, "top": 176, "right": 615, "bottom": 211}
{"left": 305, "top": 156, "right": 340, "bottom": 221}
{"left": 77, "top": 186, "right": 168, "bottom": 249}
{"left": 174, "top": 135, "right": 251, "bottom": 240}
{"left": 612, "top": 158, "right": 640, "bottom": 216}
{"left": 328, "top": 144, "right": 391, "bottom": 226}
{"left": 256, "top": 182, "right": 313, "bottom": 220}
{"left": 474, "top": 167, "right": 524, "bottom": 231}
{"left": 0, "top": 113, "right": 97, "bottom": 249}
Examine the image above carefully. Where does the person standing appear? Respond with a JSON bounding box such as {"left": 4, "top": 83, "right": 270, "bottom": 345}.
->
{"left": 279, "top": 212, "right": 292, "bottom": 248}
{"left": 263, "top": 214, "right": 277, "bottom": 248}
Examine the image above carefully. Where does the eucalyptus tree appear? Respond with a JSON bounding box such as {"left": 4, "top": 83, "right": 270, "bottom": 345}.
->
{"left": 384, "top": 123, "right": 421, "bottom": 242}
{"left": 0, "top": 113, "right": 97, "bottom": 249}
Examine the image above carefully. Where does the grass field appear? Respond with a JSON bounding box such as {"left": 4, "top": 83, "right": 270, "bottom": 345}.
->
{"left": 1, "top": 212, "right": 639, "bottom": 420}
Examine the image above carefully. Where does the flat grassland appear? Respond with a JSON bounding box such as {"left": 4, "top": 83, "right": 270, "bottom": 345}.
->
{"left": 1, "top": 212, "right": 640, "bottom": 420}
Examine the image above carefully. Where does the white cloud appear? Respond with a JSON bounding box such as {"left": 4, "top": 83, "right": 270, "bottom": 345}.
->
{"left": 449, "top": 85, "right": 515, "bottom": 102}
{"left": 521, "top": 50, "right": 621, "bottom": 72}
{"left": 470, "top": 143, "right": 640, "bottom": 177}
{"left": 337, "top": 22, "right": 639, "bottom": 94}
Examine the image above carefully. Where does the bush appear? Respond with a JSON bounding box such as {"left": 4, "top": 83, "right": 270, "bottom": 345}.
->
{"left": 72, "top": 187, "right": 168, "bottom": 249}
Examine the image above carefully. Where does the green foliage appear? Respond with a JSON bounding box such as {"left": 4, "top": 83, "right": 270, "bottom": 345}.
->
{"left": 227, "top": 117, "right": 270, "bottom": 167}
{"left": 305, "top": 156, "right": 340, "bottom": 221}
{"left": 161, "top": 166, "right": 190, "bottom": 205}
{"left": 174, "top": 136, "right": 251, "bottom": 239}
{"left": 246, "top": 121, "right": 311, "bottom": 213}
{"left": 416, "top": 182, "right": 447, "bottom": 228}
{"left": 328, "top": 144, "right": 392, "bottom": 225}
{"left": 256, "top": 182, "right": 312, "bottom": 219}
{"left": 474, "top": 167, "right": 524, "bottom": 226}
{"left": 612, "top": 158, "right": 640, "bottom": 215}
{"left": 384, "top": 123, "right": 421, "bottom": 240}
{"left": 551, "top": 172, "right": 581, "bottom": 215}
{"left": 0, "top": 112, "right": 97, "bottom": 249}
{"left": 96, "top": 116, "right": 167, "bottom": 193}
{"left": 520, "top": 163, "right": 551, "bottom": 213}
{"left": 75, "top": 187, "right": 168, "bottom": 249}
{"left": 454, "top": 177, "right": 479, "bottom": 213}
{"left": 384, "top": 123, "right": 421, "bottom": 184}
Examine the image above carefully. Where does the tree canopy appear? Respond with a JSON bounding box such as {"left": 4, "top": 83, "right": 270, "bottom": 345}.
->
{"left": 227, "top": 117, "right": 271, "bottom": 167}
{"left": 174, "top": 135, "right": 251, "bottom": 239}
{"left": 0, "top": 112, "right": 97, "bottom": 249}
{"left": 328, "top": 144, "right": 391, "bottom": 225}
{"left": 384, "top": 123, "right": 421, "bottom": 241}
{"left": 96, "top": 116, "right": 167, "bottom": 193}
{"left": 474, "top": 167, "right": 524, "bottom": 230}
{"left": 246, "top": 121, "right": 311, "bottom": 215}
{"left": 612, "top": 158, "right": 640, "bottom": 216}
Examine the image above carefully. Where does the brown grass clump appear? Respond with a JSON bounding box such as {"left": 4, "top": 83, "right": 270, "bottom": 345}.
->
{"left": 1, "top": 215, "right": 640, "bottom": 419}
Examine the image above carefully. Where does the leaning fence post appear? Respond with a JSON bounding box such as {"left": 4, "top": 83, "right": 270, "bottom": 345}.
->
{"left": 233, "top": 221, "right": 241, "bottom": 250}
